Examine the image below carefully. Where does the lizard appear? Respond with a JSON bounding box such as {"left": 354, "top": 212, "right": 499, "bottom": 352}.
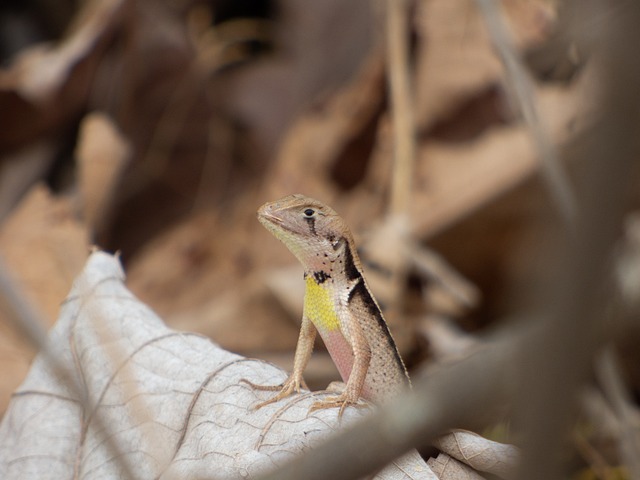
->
{"left": 247, "top": 193, "right": 410, "bottom": 416}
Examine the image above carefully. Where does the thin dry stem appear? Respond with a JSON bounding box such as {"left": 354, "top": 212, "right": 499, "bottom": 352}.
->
{"left": 409, "top": 240, "right": 481, "bottom": 309}
{"left": 386, "top": 0, "right": 415, "bottom": 217}
{"left": 515, "top": 1, "right": 640, "bottom": 478}
{"left": 476, "top": 0, "right": 578, "bottom": 224}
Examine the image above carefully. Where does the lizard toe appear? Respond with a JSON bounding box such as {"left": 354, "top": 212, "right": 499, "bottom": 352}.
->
{"left": 309, "top": 395, "right": 368, "bottom": 418}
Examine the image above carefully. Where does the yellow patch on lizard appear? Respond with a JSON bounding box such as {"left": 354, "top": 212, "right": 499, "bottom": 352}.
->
{"left": 304, "top": 275, "right": 340, "bottom": 331}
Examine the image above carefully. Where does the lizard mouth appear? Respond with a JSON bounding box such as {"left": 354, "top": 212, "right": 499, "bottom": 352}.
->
{"left": 258, "top": 210, "right": 311, "bottom": 239}
{"left": 258, "top": 209, "right": 282, "bottom": 226}
{"left": 257, "top": 210, "right": 291, "bottom": 234}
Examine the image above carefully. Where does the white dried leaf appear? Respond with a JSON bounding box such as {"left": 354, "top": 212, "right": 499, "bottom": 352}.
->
{"left": 427, "top": 453, "right": 486, "bottom": 480}
{"left": 433, "top": 429, "right": 520, "bottom": 478}
{"left": 0, "top": 251, "right": 435, "bottom": 480}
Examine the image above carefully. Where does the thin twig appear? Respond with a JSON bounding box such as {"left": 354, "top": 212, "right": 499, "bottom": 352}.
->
{"left": 386, "top": 0, "right": 415, "bottom": 217}
{"left": 476, "top": 0, "right": 578, "bottom": 225}
{"left": 409, "top": 240, "right": 481, "bottom": 308}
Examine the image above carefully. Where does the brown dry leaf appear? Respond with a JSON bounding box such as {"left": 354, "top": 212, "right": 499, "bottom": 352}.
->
{"left": 0, "top": 184, "right": 88, "bottom": 322}
{"left": 410, "top": 82, "right": 587, "bottom": 238}
{"left": 76, "top": 112, "right": 131, "bottom": 233}
{"left": 0, "top": 184, "right": 89, "bottom": 414}
{"left": 167, "top": 282, "right": 301, "bottom": 353}
{"left": 414, "top": 0, "right": 555, "bottom": 130}
{"left": 1, "top": 0, "right": 212, "bottom": 258}
{"left": 222, "top": 0, "right": 377, "bottom": 153}
{"left": 0, "top": 0, "right": 127, "bottom": 219}
{"left": 0, "top": 140, "right": 61, "bottom": 221}
{"left": 0, "top": 251, "right": 435, "bottom": 479}
{"left": 125, "top": 210, "right": 224, "bottom": 316}
{"left": 0, "top": 0, "right": 126, "bottom": 150}
{"left": 377, "top": 0, "right": 590, "bottom": 244}
{"left": 0, "top": 0, "right": 125, "bottom": 105}
{"left": 125, "top": 200, "right": 302, "bottom": 355}
{"left": 262, "top": 264, "right": 306, "bottom": 319}
{"left": 265, "top": 52, "right": 385, "bottom": 201}
{"left": 418, "top": 315, "right": 481, "bottom": 362}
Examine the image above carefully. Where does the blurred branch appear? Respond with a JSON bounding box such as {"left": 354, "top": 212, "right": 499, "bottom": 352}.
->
{"left": 514, "top": 0, "right": 640, "bottom": 478}
{"left": 253, "top": 333, "right": 518, "bottom": 480}
{"left": 476, "top": 0, "right": 578, "bottom": 225}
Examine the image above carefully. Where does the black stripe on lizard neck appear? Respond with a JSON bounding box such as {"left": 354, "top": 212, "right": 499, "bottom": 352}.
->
{"left": 312, "top": 270, "right": 331, "bottom": 284}
{"left": 343, "top": 239, "right": 361, "bottom": 281}
{"left": 349, "top": 280, "right": 408, "bottom": 380}
{"left": 304, "top": 217, "right": 316, "bottom": 235}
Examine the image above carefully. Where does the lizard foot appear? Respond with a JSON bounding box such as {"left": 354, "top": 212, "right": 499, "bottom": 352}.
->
{"left": 241, "top": 376, "right": 309, "bottom": 409}
{"left": 309, "top": 394, "right": 369, "bottom": 419}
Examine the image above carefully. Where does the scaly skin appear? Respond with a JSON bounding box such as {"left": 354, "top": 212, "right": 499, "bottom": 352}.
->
{"left": 250, "top": 194, "right": 410, "bottom": 415}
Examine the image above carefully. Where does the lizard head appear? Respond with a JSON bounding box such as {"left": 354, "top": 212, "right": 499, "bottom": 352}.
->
{"left": 257, "top": 194, "right": 350, "bottom": 270}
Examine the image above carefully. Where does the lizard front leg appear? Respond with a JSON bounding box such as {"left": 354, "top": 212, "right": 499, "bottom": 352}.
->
{"left": 310, "top": 317, "right": 371, "bottom": 418}
{"left": 244, "top": 315, "right": 316, "bottom": 409}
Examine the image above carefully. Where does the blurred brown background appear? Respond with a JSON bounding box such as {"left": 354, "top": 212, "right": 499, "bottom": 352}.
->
{"left": 3, "top": 4, "right": 637, "bottom": 473}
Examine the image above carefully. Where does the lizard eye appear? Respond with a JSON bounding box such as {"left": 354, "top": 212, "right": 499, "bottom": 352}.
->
{"left": 303, "top": 208, "right": 315, "bottom": 217}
